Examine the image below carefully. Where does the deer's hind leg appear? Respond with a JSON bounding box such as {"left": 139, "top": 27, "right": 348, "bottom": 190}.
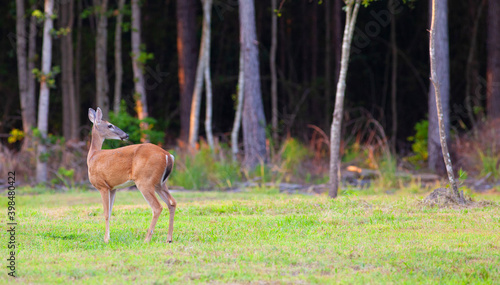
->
{"left": 156, "top": 184, "right": 176, "bottom": 243}
{"left": 136, "top": 181, "right": 163, "bottom": 243}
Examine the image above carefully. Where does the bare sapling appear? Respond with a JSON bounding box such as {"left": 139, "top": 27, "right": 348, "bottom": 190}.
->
{"left": 429, "top": 0, "right": 464, "bottom": 204}
{"left": 329, "top": 0, "right": 361, "bottom": 198}
{"left": 87, "top": 107, "right": 177, "bottom": 243}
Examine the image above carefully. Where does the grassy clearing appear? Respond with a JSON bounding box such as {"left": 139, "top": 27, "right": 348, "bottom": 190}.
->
{"left": 2, "top": 189, "right": 499, "bottom": 284}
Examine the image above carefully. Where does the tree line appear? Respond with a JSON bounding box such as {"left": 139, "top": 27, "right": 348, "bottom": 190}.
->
{"left": 4, "top": 0, "right": 500, "bottom": 190}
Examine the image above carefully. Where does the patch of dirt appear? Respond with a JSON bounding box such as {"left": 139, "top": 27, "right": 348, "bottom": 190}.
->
{"left": 421, "top": 188, "right": 498, "bottom": 209}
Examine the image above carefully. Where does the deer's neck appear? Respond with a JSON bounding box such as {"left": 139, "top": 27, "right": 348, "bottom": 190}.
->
{"left": 88, "top": 130, "right": 104, "bottom": 165}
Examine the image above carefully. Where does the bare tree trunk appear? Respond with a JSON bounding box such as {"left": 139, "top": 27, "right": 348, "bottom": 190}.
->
{"left": 95, "top": 0, "right": 109, "bottom": 114}
{"left": 60, "top": 0, "right": 78, "bottom": 140}
{"left": 429, "top": 0, "right": 464, "bottom": 204}
{"left": 270, "top": 0, "right": 278, "bottom": 147}
{"left": 27, "top": 3, "right": 38, "bottom": 143}
{"left": 203, "top": 0, "right": 214, "bottom": 150}
{"left": 465, "top": 0, "right": 485, "bottom": 128}
{"left": 176, "top": 0, "right": 198, "bottom": 143}
{"left": 390, "top": 0, "right": 398, "bottom": 153}
{"left": 232, "top": 48, "right": 245, "bottom": 161}
{"left": 239, "top": 0, "right": 267, "bottom": 169}
{"left": 333, "top": 0, "right": 343, "bottom": 83}
{"left": 427, "top": 0, "right": 449, "bottom": 174}
{"left": 324, "top": 0, "right": 331, "bottom": 130}
{"left": 27, "top": 3, "right": 37, "bottom": 123}
{"left": 37, "top": 0, "right": 54, "bottom": 183}
{"left": 188, "top": 38, "right": 205, "bottom": 149}
{"left": 279, "top": 13, "right": 286, "bottom": 87}
{"left": 300, "top": 0, "right": 308, "bottom": 83}
{"left": 189, "top": 0, "right": 212, "bottom": 149}
{"left": 131, "top": 0, "right": 148, "bottom": 139}
{"left": 16, "top": 0, "right": 32, "bottom": 150}
{"left": 114, "top": 0, "right": 125, "bottom": 114}
{"left": 329, "top": 0, "right": 361, "bottom": 198}
{"left": 311, "top": 0, "right": 318, "bottom": 82}
{"left": 487, "top": 0, "right": 500, "bottom": 119}
{"left": 75, "top": 0, "right": 83, "bottom": 127}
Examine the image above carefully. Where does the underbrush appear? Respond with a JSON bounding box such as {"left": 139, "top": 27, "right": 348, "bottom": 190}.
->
{"left": 454, "top": 118, "right": 500, "bottom": 180}
{"left": 170, "top": 138, "right": 321, "bottom": 190}
{"left": 169, "top": 146, "right": 241, "bottom": 189}
{"left": 6, "top": 116, "right": 497, "bottom": 194}
{"left": 2, "top": 136, "right": 326, "bottom": 191}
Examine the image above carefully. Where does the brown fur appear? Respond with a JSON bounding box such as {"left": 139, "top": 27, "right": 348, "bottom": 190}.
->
{"left": 87, "top": 107, "right": 176, "bottom": 243}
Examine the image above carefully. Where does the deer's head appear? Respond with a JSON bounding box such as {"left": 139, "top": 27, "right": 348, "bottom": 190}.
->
{"left": 88, "top": 107, "right": 129, "bottom": 141}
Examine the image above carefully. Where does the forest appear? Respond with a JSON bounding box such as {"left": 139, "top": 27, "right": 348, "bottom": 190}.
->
{"left": 2, "top": 0, "right": 500, "bottom": 283}
{"left": 2, "top": 0, "right": 500, "bottom": 192}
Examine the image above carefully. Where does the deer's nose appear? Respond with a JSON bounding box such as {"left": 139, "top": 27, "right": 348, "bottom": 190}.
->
{"left": 121, "top": 134, "right": 129, "bottom": 141}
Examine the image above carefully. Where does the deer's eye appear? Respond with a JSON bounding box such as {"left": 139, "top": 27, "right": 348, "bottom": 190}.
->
{"left": 108, "top": 125, "right": 113, "bottom": 129}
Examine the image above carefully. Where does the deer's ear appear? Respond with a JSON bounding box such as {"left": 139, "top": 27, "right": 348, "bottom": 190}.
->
{"left": 88, "top": 108, "right": 96, "bottom": 124}
{"left": 96, "top": 107, "right": 103, "bottom": 124}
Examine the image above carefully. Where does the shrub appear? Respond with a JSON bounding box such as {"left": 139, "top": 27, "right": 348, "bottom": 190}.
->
{"left": 477, "top": 149, "right": 500, "bottom": 181}
{"left": 280, "top": 138, "right": 313, "bottom": 175}
{"left": 170, "top": 145, "right": 241, "bottom": 190}
{"left": 106, "top": 100, "right": 164, "bottom": 148}
{"left": 407, "top": 119, "right": 428, "bottom": 167}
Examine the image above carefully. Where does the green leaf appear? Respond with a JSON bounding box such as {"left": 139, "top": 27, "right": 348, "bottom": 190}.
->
{"left": 32, "top": 9, "right": 44, "bottom": 19}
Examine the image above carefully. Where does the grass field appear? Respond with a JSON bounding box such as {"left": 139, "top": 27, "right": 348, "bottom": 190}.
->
{"left": 2, "top": 189, "right": 499, "bottom": 284}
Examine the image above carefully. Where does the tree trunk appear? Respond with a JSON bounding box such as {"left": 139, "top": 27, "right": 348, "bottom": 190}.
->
{"left": 270, "top": 0, "right": 279, "bottom": 147}
{"left": 95, "top": 0, "right": 109, "bottom": 114}
{"left": 188, "top": 0, "right": 210, "bottom": 149}
{"left": 333, "top": 0, "right": 343, "bottom": 83}
{"left": 300, "top": 0, "right": 308, "bottom": 83}
{"left": 329, "top": 0, "right": 361, "bottom": 198}
{"left": 427, "top": 0, "right": 449, "bottom": 174}
{"left": 324, "top": 0, "right": 331, "bottom": 130}
{"left": 487, "top": 0, "right": 500, "bottom": 119}
{"left": 131, "top": 0, "right": 148, "bottom": 139}
{"left": 176, "top": 0, "right": 198, "bottom": 143}
{"left": 15, "top": 0, "right": 32, "bottom": 150}
{"left": 36, "top": 0, "right": 54, "bottom": 183}
{"left": 69, "top": 0, "right": 79, "bottom": 140}
{"left": 311, "top": 0, "right": 318, "bottom": 82}
{"left": 465, "top": 0, "right": 485, "bottom": 127}
{"left": 279, "top": 13, "right": 286, "bottom": 88}
{"left": 429, "top": 0, "right": 464, "bottom": 204}
{"left": 75, "top": 0, "right": 83, "bottom": 126}
{"left": 60, "top": 0, "right": 78, "bottom": 140}
{"left": 114, "top": 0, "right": 125, "bottom": 114}
{"left": 188, "top": 41, "right": 205, "bottom": 149}
{"left": 231, "top": 49, "right": 245, "bottom": 161}
{"left": 327, "top": 0, "right": 343, "bottom": 132}
{"left": 390, "top": 0, "right": 398, "bottom": 153}
{"left": 203, "top": 0, "right": 214, "bottom": 150}
{"left": 27, "top": 3, "right": 37, "bottom": 132}
{"left": 239, "top": 0, "right": 267, "bottom": 169}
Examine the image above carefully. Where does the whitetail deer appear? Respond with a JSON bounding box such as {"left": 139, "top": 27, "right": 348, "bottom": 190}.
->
{"left": 87, "top": 107, "right": 176, "bottom": 243}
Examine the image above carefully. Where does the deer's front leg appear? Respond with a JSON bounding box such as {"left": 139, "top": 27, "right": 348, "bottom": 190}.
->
{"left": 99, "top": 189, "right": 111, "bottom": 243}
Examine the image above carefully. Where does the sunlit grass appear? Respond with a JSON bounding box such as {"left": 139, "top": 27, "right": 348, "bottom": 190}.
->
{"left": 2, "top": 189, "right": 499, "bottom": 283}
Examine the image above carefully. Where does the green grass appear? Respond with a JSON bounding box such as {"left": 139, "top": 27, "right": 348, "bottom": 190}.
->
{"left": 2, "top": 189, "right": 500, "bottom": 284}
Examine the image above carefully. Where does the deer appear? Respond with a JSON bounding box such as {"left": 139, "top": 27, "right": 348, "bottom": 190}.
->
{"left": 87, "top": 107, "right": 176, "bottom": 243}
